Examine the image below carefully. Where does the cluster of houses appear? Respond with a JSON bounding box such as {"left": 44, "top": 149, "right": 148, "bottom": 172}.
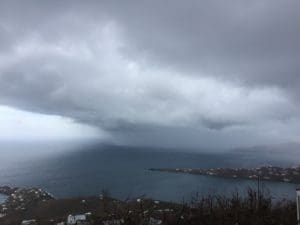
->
{"left": 20, "top": 212, "right": 163, "bottom": 225}
{"left": 20, "top": 213, "right": 91, "bottom": 225}
{"left": 1, "top": 187, "right": 54, "bottom": 215}
{"left": 1, "top": 187, "right": 165, "bottom": 225}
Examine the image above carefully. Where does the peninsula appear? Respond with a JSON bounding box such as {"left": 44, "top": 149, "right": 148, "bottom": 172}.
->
{"left": 149, "top": 165, "right": 300, "bottom": 184}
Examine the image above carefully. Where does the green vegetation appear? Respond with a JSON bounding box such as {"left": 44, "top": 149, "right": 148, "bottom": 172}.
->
{"left": 0, "top": 187, "right": 297, "bottom": 225}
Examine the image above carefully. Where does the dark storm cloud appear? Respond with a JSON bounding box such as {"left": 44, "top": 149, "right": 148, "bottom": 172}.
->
{"left": 129, "top": 1, "right": 300, "bottom": 94}
{"left": 0, "top": 0, "right": 300, "bottom": 148}
{"left": 1, "top": 0, "right": 300, "bottom": 87}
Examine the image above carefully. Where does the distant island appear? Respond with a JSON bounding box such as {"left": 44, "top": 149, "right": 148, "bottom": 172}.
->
{"left": 149, "top": 165, "right": 300, "bottom": 184}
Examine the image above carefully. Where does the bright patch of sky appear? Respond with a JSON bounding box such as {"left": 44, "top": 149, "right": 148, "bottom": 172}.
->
{"left": 0, "top": 105, "right": 103, "bottom": 141}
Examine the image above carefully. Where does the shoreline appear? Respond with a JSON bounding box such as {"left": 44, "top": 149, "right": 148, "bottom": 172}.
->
{"left": 0, "top": 193, "right": 7, "bottom": 204}
{"left": 149, "top": 165, "right": 300, "bottom": 184}
{"left": 0, "top": 185, "right": 297, "bottom": 225}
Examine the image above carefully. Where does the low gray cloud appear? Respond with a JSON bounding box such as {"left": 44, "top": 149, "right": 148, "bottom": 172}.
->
{"left": 0, "top": 0, "right": 299, "bottom": 148}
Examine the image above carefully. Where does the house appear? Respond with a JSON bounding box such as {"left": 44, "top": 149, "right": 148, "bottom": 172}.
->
{"left": 21, "top": 220, "right": 37, "bottom": 225}
{"left": 67, "top": 214, "right": 87, "bottom": 225}
{"left": 148, "top": 217, "right": 162, "bottom": 225}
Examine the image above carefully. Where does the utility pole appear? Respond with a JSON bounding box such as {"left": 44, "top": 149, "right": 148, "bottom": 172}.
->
{"left": 257, "top": 171, "right": 261, "bottom": 209}
{"left": 297, "top": 189, "right": 300, "bottom": 225}
{"left": 257, "top": 174, "right": 260, "bottom": 199}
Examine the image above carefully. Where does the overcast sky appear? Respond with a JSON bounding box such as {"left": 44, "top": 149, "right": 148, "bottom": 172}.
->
{"left": 0, "top": 0, "right": 299, "bottom": 149}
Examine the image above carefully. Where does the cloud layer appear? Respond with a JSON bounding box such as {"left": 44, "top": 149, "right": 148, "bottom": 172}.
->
{"left": 0, "top": 0, "right": 299, "bottom": 148}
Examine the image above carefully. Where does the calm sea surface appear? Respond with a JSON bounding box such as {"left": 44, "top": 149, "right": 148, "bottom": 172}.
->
{"left": 0, "top": 194, "right": 6, "bottom": 204}
{"left": 0, "top": 142, "right": 299, "bottom": 202}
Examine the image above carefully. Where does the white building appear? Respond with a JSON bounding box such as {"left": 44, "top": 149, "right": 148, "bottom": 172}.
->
{"left": 67, "top": 214, "right": 86, "bottom": 225}
{"left": 21, "top": 220, "right": 36, "bottom": 225}
{"left": 148, "top": 217, "right": 162, "bottom": 225}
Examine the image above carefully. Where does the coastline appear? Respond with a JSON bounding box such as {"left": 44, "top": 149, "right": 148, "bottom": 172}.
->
{"left": 149, "top": 165, "right": 300, "bottom": 184}
{"left": 0, "top": 185, "right": 297, "bottom": 225}
{"left": 0, "top": 194, "right": 6, "bottom": 204}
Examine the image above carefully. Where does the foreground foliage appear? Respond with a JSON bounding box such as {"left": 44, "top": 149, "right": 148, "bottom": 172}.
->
{"left": 0, "top": 188, "right": 297, "bottom": 225}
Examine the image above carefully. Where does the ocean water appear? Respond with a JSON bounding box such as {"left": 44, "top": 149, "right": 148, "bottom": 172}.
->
{"left": 0, "top": 142, "right": 299, "bottom": 202}
{"left": 0, "top": 194, "right": 6, "bottom": 204}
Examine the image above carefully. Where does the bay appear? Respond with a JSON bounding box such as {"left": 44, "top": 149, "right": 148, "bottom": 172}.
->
{"left": 0, "top": 142, "right": 298, "bottom": 202}
{"left": 0, "top": 194, "right": 6, "bottom": 204}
